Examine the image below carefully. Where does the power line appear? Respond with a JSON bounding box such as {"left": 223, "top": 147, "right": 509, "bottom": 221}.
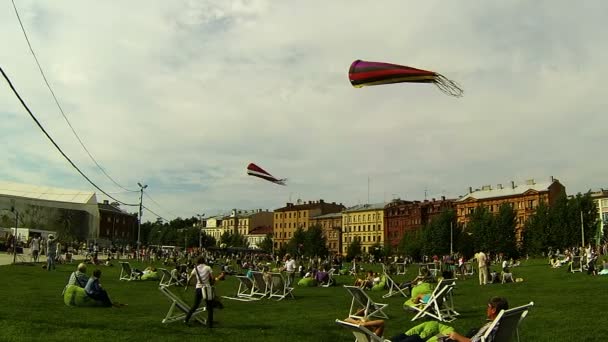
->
{"left": 0, "top": 66, "right": 138, "bottom": 207}
{"left": 143, "top": 192, "right": 180, "bottom": 219}
{"left": 10, "top": 0, "right": 137, "bottom": 193}
{"left": 143, "top": 205, "right": 169, "bottom": 222}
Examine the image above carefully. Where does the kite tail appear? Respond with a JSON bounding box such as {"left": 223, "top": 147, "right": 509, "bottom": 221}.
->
{"left": 276, "top": 179, "right": 287, "bottom": 186}
{"left": 433, "top": 73, "right": 463, "bottom": 97}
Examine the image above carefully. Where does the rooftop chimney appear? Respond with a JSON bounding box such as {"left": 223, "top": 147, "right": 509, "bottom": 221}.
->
{"left": 103, "top": 200, "right": 109, "bottom": 204}
{"left": 550, "top": 176, "right": 554, "bottom": 182}
{"left": 526, "top": 179, "right": 535, "bottom": 185}
{"left": 441, "top": 196, "right": 446, "bottom": 201}
{"left": 497, "top": 184, "right": 503, "bottom": 189}
{"left": 468, "top": 187, "right": 473, "bottom": 193}
{"left": 511, "top": 181, "right": 515, "bottom": 189}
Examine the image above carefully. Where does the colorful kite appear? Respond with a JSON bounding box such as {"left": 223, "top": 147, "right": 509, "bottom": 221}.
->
{"left": 247, "top": 163, "right": 286, "bottom": 186}
{"left": 348, "top": 59, "right": 463, "bottom": 97}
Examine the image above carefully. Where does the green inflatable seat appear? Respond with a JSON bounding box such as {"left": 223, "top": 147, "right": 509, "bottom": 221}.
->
{"left": 404, "top": 282, "right": 432, "bottom": 307}
{"left": 404, "top": 321, "right": 454, "bottom": 342}
{"left": 141, "top": 271, "right": 159, "bottom": 281}
{"left": 371, "top": 276, "right": 387, "bottom": 291}
{"left": 297, "top": 277, "right": 317, "bottom": 287}
{"left": 63, "top": 285, "right": 105, "bottom": 307}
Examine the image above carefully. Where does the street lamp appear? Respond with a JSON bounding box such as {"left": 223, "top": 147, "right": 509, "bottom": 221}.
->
{"left": 137, "top": 182, "right": 148, "bottom": 260}
{"left": 197, "top": 213, "right": 205, "bottom": 250}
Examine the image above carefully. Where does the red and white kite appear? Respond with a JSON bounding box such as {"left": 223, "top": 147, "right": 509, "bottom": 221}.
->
{"left": 246, "top": 163, "right": 286, "bottom": 186}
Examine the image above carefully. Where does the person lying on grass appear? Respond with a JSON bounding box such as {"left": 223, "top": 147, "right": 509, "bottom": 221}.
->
{"left": 85, "top": 269, "right": 126, "bottom": 308}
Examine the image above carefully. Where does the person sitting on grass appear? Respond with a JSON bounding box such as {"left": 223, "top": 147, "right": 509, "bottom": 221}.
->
{"left": 68, "top": 263, "right": 89, "bottom": 288}
{"left": 354, "top": 271, "right": 375, "bottom": 289}
{"left": 400, "top": 267, "right": 432, "bottom": 295}
{"left": 85, "top": 269, "right": 126, "bottom": 308}
{"left": 391, "top": 296, "right": 509, "bottom": 342}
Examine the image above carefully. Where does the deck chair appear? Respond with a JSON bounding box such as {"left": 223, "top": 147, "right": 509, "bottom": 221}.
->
{"left": 321, "top": 268, "right": 336, "bottom": 287}
{"left": 409, "top": 279, "right": 459, "bottom": 322}
{"left": 481, "top": 301, "right": 534, "bottom": 342}
{"left": 251, "top": 272, "right": 270, "bottom": 298}
{"left": 570, "top": 256, "right": 583, "bottom": 273}
{"left": 464, "top": 262, "right": 475, "bottom": 276}
{"left": 344, "top": 285, "right": 389, "bottom": 320}
{"left": 395, "top": 262, "right": 408, "bottom": 275}
{"left": 381, "top": 264, "right": 408, "bottom": 299}
{"left": 221, "top": 275, "right": 260, "bottom": 301}
{"left": 159, "top": 285, "right": 206, "bottom": 325}
{"left": 119, "top": 262, "right": 140, "bottom": 281}
{"left": 159, "top": 268, "right": 179, "bottom": 287}
{"left": 335, "top": 319, "right": 388, "bottom": 342}
{"left": 268, "top": 272, "right": 294, "bottom": 301}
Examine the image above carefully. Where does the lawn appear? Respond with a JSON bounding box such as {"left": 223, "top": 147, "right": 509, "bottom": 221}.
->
{"left": 0, "top": 258, "right": 606, "bottom": 342}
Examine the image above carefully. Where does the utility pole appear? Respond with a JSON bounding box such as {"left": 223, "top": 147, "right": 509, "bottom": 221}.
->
{"left": 137, "top": 182, "right": 148, "bottom": 260}
{"left": 12, "top": 208, "right": 18, "bottom": 264}
{"left": 197, "top": 213, "right": 205, "bottom": 250}
{"left": 450, "top": 221, "right": 453, "bottom": 255}
{"left": 581, "top": 210, "right": 585, "bottom": 247}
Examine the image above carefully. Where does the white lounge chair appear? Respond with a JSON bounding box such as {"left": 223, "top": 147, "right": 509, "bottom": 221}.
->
{"left": 251, "top": 271, "right": 270, "bottom": 298}
{"left": 268, "top": 272, "right": 294, "bottom": 301}
{"left": 321, "top": 268, "right": 336, "bottom": 288}
{"left": 158, "top": 268, "right": 174, "bottom": 287}
{"left": 344, "top": 285, "right": 389, "bottom": 320}
{"left": 159, "top": 285, "right": 206, "bottom": 325}
{"left": 395, "top": 262, "right": 408, "bottom": 275}
{"left": 335, "top": 319, "right": 389, "bottom": 342}
{"left": 221, "top": 275, "right": 260, "bottom": 302}
{"left": 119, "top": 262, "right": 140, "bottom": 281}
{"left": 409, "top": 279, "right": 459, "bottom": 322}
{"left": 570, "top": 256, "right": 583, "bottom": 273}
{"left": 481, "top": 301, "right": 534, "bottom": 342}
{"left": 381, "top": 264, "right": 408, "bottom": 299}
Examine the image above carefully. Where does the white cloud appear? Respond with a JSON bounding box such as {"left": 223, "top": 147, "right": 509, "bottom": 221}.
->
{"left": 1, "top": 0, "right": 607, "bottom": 221}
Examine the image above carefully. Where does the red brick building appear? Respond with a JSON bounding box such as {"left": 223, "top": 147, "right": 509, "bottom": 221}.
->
{"left": 98, "top": 200, "right": 137, "bottom": 243}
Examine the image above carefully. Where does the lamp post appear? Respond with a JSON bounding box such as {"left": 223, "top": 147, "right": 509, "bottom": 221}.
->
{"left": 197, "top": 213, "right": 205, "bottom": 250}
{"left": 137, "top": 182, "right": 148, "bottom": 260}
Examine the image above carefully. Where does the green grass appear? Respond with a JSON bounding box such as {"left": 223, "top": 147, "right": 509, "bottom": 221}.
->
{"left": 0, "top": 258, "right": 607, "bottom": 341}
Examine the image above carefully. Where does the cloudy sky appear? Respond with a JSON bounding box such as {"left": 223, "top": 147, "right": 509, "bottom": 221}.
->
{"left": 1, "top": 1, "right": 606, "bottom": 221}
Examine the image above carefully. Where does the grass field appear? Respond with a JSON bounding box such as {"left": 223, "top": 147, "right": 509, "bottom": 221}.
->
{"left": 0, "top": 258, "right": 606, "bottom": 342}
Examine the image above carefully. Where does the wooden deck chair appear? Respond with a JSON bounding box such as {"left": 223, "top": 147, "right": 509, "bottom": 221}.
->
{"left": 344, "top": 285, "right": 389, "bottom": 320}
{"left": 119, "top": 262, "right": 140, "bottom": 281}
{"left": 410, "top": 279, "right": 459, "bottom": 322}
{"left": 159, "top": 285, "right": 206, "bottom": 325}
{"left": 481, "top": 301, "right": 534, "bottom": 342}
{"left": 335, "top": 319, "right": 388, "bottom": 342}
{"left": 321, "top": 268, "right": 336, "bottom": 287}
{"left": 268, "top": 272, "right": 294, "bottom": 301}
{"left": 381, "top": 264, "right": 408, "bottom": 299}
{"left": 221, "top": 275, "right": 259, "bottom": 301}
{"left": 570, "top": 255, "right": 583, "bottom": 273}
{"left": 251, "top": 271, "right": 270, "bottom": 298}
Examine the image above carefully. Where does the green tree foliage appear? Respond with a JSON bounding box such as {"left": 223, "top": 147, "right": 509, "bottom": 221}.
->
{"left": 220, "top": 231, "right": 249, "bottom": 248}
{"left": 286, "top": 227, "right": 307, "bottom": 257}
{"left": 493, "top": 203, "right": 518, "bottom": 258}
{"left": 467, "top": 206, "right": 494, "bottom": 252}
{"left": 398, "top": 229, "right": 423, "bottom": 260}
{"left": 303, "top": 225, "right": 328, "bottom": 257}
{"left": 421, "top": 210, "right": 457, "bottom": 256}
{"left": 259, "top": 233, "right": 274, "bottom": 253}
{"left": 369, "top": 242, "right": 384, "bottom": 260}
{"left": 522, "top": 201, "right": 550, "bottom": 255}
{"left": 346, "top": 238, "right": 362, "bottom": 261}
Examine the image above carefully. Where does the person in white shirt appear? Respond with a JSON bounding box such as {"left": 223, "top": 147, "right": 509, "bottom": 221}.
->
{"left": 282, "top": 254, "right": 296, "bottom": 287}
{"left": 185, "top": 256, "right": 221, "bottom": 328}
{"left": 476, "top": 252, "right": 488, "bottom": 285}
{"left": 30, "top": 236, "right": 41, "bottom": 262}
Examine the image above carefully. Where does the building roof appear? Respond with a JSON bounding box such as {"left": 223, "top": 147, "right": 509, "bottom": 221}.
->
{"left": 0, "top": 181, "right": 97, "bottom": 205}
{"left": 248, "top": 225, "right": 272, "bottom": 235}
{"left": 98, "top": 201, "right": 133, "bottom": 215}
{"left": 343, "top": 203, "right": 386, "bottom": 213}
{"left": 274, "top": 199, "right": 344, "bottom": 212}
{"left": 311, "top": 212, "right": 342, "bottom": 219}
{"left": 456, "top": 180, "right": 556, "bottom": 202}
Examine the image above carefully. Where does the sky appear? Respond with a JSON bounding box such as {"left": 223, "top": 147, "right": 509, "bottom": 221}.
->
{"left": 1, "top": 1, "right": 607, "bottom": 222}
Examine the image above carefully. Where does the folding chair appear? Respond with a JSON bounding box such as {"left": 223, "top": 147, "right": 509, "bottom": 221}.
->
{"left": 321, "top": 268, "right": 336, "bottom": 288}
{"left": 570, "top": 256, "right": 583, "bottom": 273}
{"left": 409, "top": 279, "right": 459, "bottom": 322}
{"left": 268, "top": 272, "right": 294, "bottom": 301}
{"left": 464, "top": 261, "right": 475, "bottom": 276}
{"left": 335, "top": 319, "right": 388, "bottom": 342}
{"left": 502, "top": 272, "right": 514, "bottom": 283}
{"left": 344, "top": 285, "right": 389, "bottom": 320}
{"left": 481, "top": 301, "right": 534, "bottom": 342}
{"left": 119, "top": 262, "right": 140, "bottom": 281}
{"left": 251, "top": 272, "right": 270, "bottom": 298}
{"left": 380, "top": 264, "right": 408, "bottom": 299}
{"left": 395, "top": 262, "right": 408, "bottom": 275}
{"left": 221, "top": 276, "right": 260, "bottom": 302}
{"left": 158, "top": 285, "right": 206, "bottom": 325}
{"left": 159, "top": 268, "right": 177, "bottom": 287}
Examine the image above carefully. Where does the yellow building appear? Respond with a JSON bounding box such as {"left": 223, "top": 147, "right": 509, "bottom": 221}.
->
{"left": 342, "top": 203, "right": 385, "bottom": 255}
{"left": 220, "top": 209, "right": 273, "bottom": 238}
{"left": 309, "top": 212, "right": 343, "bottom": 255}
{"left": 273, "top": 199, "right": 344, "bottom": 250}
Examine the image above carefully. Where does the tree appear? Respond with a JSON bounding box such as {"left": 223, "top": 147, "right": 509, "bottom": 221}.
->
{"left": 345, "top": 238, "right": 362, "bottom": 262}
{"left": 303, "top": 225, "right": 328, "bottom": 258}
{"left": 220, "top": 231, "right": 249, "bottom": 248}
{"left": 467, "top": 206, "right": 493, "bottom": 252}
{"left": 522, "top": 201, "right": 550, "bottom": 255}
{"left": 369, "top": 242, "right": 384, "bottom": 261}
{"left": 493, "top": 203, "right": 518, "bottom": 258}
{"left": 398, "top": 228, "right": 423, "bottom": 260}
{"left": 286, "top": 227, "right": 306, "bottom": 257}
{"left": 259, "top": 233, "right": 274, "bottom": 253}
{"left": 422, "top": 210, "right": 457, "bottom": 256}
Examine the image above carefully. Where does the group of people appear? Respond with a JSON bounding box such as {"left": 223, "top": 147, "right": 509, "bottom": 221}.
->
{"left": 64, "top": 263, "right": 125, "bottom": 308}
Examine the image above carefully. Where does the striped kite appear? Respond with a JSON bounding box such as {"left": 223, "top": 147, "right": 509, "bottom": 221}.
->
{"left": 247, "top": 163, "right": 286, "bottom": 186}
{"left": 348, "top": 59, "right": 463, "bottom": 97}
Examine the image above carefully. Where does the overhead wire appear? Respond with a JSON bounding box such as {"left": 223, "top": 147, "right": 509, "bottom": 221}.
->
{"left": 143, "top": 192, "right": 180, "bottom": 219}
{"left": 10, "top": 0, "right": 138, "bottom": 193}
{"left": 0, "top": 66, "right": 138, "bottom": 207}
